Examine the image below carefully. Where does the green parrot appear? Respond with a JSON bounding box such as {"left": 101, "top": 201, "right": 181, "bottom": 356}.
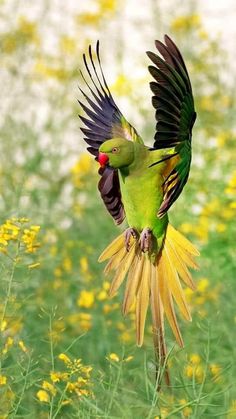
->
{"left": 79, "top": 35, "right": 199, "bottom": 386}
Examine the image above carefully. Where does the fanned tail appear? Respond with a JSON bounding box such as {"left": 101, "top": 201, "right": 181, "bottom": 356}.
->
{"left": 98, "top": 224, "right": 199, "bottom": 388}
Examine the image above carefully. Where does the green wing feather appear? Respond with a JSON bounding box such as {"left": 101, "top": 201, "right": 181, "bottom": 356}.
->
{"left": 147, "top": 35, "right": 197, "bottom": 217}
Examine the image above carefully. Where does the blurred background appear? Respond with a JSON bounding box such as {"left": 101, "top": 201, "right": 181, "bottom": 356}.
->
{"left": 0, "top": 0, "right": 236, "bottom": 417}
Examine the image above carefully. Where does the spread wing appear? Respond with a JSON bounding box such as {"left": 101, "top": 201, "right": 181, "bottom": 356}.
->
{"left": 147, "top": 35, "right": 197, "bottom": 218}
{"left": 79, "top": 41, "right": 142, "bottom": 225}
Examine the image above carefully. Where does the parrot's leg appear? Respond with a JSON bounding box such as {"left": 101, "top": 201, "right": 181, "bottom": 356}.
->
{"left": 140, "top": 228, "right": 153, "bottom": 253}
{"left": 125, "top": 228, "right": 139, "bottom": 251}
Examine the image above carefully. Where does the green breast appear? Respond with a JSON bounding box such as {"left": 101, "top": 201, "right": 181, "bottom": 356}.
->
{"left": 118, "top": 148, "right": 168, "bottom": 240}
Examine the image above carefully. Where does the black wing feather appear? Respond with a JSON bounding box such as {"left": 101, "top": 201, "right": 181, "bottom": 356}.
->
{"left": 79, "top": 42, "right": 140, "bottom": 224}
{"left": 147, "top": 34, "right": 197, "bottom": 217}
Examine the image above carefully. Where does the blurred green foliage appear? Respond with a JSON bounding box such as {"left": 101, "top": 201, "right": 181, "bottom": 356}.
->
{"left": 0, "top": 0, "right": 236, "bottom": 417}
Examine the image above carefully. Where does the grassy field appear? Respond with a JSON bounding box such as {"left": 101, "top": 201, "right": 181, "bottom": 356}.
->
{"left": 0, "top": 1, "right": 236, "bottom": 418}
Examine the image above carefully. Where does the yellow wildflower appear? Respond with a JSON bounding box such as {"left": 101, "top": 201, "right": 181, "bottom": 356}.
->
{"left": 34, "top": 61, "right": 68, "bottom": 81}
{"left": 36, "top": 390, "right": 50, "bottom": 403}
{"left": 0, "top": 320, "right": 7, "bottom": 332}
{"left": 80, "top": 256, "right": 88, "bottom": 273}
{"left": 228, "top": 400, "right": 236, "bottom": 418}
{"left": 79, "top": 312, "right": 92, "bottom": 331}
{"left": 103, "top": 304, "right": 112, "bottom": 314}
{"left": 179, "top": 399, "right": 192, "bottom": 417}
{"left": 185, "top": 363, "right": 204, "bottom": 382}
{"left": 80, "top": 365, "right": 92, "bottom": 377}
{"left": 199, "top": 95, "right": 214, "bottom": 111}
{"left": 54, "top": 267, "right": 62, "bottom": 277}
{"left": 62, "top": 399, "right": 72, "bottom": 405}
{"left": 210, "top": 363, "right": 221, "bottom": 377}
{"left": 160, "top": 408, "right": 169, "bottom": 418}
{"left": 76, "top": 12, "right": 102, "bottom": 26}
{"left": 77, "top": 388, "right": 91, "bottom": 397}
{"left": 77, "top": 290, "right": 95, "bottom": 309}
{"left": 99, "top": 0, "right": 118, "bottom": 13}
{"left": 28, "top": 262, "right": 41, "bottom": 269}
{"left": 124, "top": 355, "right": 133, "bottom": 362}
{"left": 189, "top": 354, "right": 201, "bottom": 365}
{"left": 19, "top": 218, "right": 30, "bottom": 223}
{"left": 50, "top": 372, "right": 61, "bottom": 383}
{"left": 217, "top": 131, "right": 230, "bottom": 147}
{"left": 2, "top": 337, "right": 14, "bottom": 355}
{"left": 116, "top": 322, "right": 126, "bottom": 331}
{"left": 58, "top": 353, "right": 71, "bottom": 365}
{"left": 18, "top": 340, "right": 28, "bottom": 353}
{"left": 0, "top": 375, "right": 7, "bottom": 385}
{"left": 179, "top": 222, "right": 193, "bottom": 234}
{"left": 42, "top": 381, "right": 56, "bottom": 396}
{"left": 185, "top": 364, "right": 194, "bottom": 378}
{"left": 171, "top": 14, "right": 201, "bottom": 32}
{"left": 30, "top": 225, "right": 40, "bottom": 232}
{"left": 108, "top": 353, "right": 120, "bottom": 362}
{"left": 18, "top": 16, "right": 38, "bottom": 43}
{"left": 225, "top": 171, "right": 236, "bottom": 196}
{"left": 97, "top": 290, "right": 107, "bottom": 301}
{"left": 60, "top": 36, "right": 76, "bottom": 54}
{"left": 198, "top": 29, "right": 208, "bottom": 40}
{"left": 111, "top": 74, "right": 132, "bottom": 97}
{"left": 197, "top": 278, "right": 209, "bottom": 293}
{"left": 66, "top": 382, "right": 76, "bottom": 393}
{"left": 63, "top": 257, "right": 72, "bottom": 273}
{"left": 22, "top": 225, "right": 40, "bottom": 253}
{"left": 71, "top": 154, "right": 93, "bottom": 188}
{"left": 103, "top": 281, "right": 110, "bottom": 291}
{"left": 216, "top": 223, "right": 226, "bottom": 233}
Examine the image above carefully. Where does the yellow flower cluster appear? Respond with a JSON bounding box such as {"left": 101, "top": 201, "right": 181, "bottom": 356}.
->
{"left": 0, "top": 375, "right": 7, "bottom": 386}
{"left": 184, "top": 353, "right": 204, "bottom": 382}
{"left": 184, "top": 353, "right": 221, "bottom": 383}
{"left": 111, "top": 74, "right": 132, "bottom": 97}
{"left": 80, "top": 256, "right": 92, "bottom": 281}
{"left": 106, "top": 352, "right": 133, "bottom": 363}
{"left": 180, "top": 193, "right": 235, "bottom": 242}
{"left": 225, "top": 170, "right": 236, "bottom": 196}
{"left": 76, "top": 0, "right": 118, "bottom": 27}
{"left": 34, "top": 61, "right": 69, "bottom": 81}
{"left": 0, "top": 218, "right": 40, "bottom": 255}
{"left": 77, "top": 290, "right": 95, "bottom": 309}
{"left": 71, "top": 154, "right": 93, "bottom": 189}
{"left": 1, "top": 16, "right": 38, "bottom": 54}
{"left": 1, "top": 337, "right": 14, "bottom": 356}
{"left": 0, "top": 219, "right": 20, "bottom": 251}
{"left": 179, "top": 399, "right": 193, "bottom": 417}
{"left": 22, "top": 225, "right": 40, "bottom": 253}
{"left": 37, "top": 353, "right": 93, "bottom": 404}
{"left": 59, "top": 36, "right": 76, "bottom": 55}
{"left": 170, "top": 14, "right": 201, "bottom": 32}
{"left": 67, "top": 312, "right": 92, "bottom": 331}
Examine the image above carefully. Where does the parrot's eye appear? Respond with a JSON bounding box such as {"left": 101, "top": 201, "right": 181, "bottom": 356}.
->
{"left": 112, "top": 147, "right": 119, "bottom": 154}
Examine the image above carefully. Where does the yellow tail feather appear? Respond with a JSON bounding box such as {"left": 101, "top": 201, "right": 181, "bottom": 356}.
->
{"left": 98, "top": 223, "right": 199, "bottom": 387}
{"left": 136, "top": 256, "right": 150, "bottom": 347}
{"left": 98, "top": 233, "right": 124, "bottom": 262}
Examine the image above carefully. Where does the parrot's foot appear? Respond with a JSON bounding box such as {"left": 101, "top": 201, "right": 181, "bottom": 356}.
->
{"left": 125, "top": 228, "right": 139, "bottom": 251}
{"left": 140, "top": 228, "right": 153, "bottom": 253}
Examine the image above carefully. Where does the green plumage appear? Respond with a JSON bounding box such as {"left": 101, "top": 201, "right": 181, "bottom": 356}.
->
{"left": 99, "top": 138, "right": 169, "bottom": 249}
{"left": 79, "top": 35, "right": 199, "bottom": 388}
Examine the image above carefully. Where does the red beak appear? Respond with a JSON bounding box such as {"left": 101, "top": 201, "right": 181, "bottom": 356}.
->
{"left": 98, "top": 152, "right": 109, "bottom": 168}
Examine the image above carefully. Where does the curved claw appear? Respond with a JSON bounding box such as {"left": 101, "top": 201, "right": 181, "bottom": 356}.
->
{"left": 140, "top": 228, "right": 153, "bottom": 253}
{"left": 125, "top": 228, "right": 139, "bottom": 252}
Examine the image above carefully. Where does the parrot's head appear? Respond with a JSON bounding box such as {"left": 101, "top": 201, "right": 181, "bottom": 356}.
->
{"left": 98, "top": 138, "right": 134, "bottom": 169}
